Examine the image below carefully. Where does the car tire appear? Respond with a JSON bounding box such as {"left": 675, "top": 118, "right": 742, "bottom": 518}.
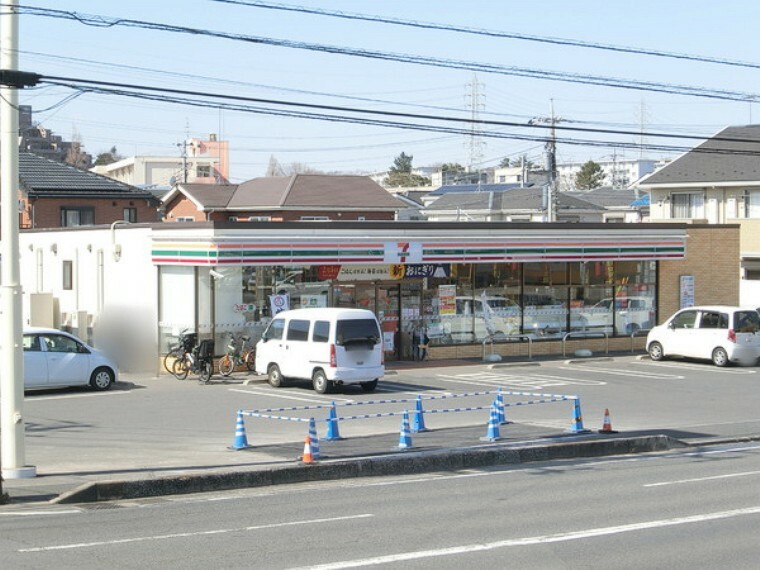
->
{"left": 312, "top": 369, "right": 331, "bottom": 394}
{"left": 712, "top": 347, "right": 729, "bottom": 367}
{"left": 360, "top": 379, "right": 378, "bottom": 392}
{"left": 648, "top": 341, "right": 664, "bottom": 361}
{"left": 268, "top": 364, "right": 284, "bottom": 388}
{"left": 90, "top": 367, "right": 114, "bottom": 391}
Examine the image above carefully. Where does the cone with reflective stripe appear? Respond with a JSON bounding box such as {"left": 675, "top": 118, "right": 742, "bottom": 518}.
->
{"left": 325, "top": 401, "right": 342, "bottom": 441}
{"left": 567, "top": 398, "right": 592, "bottom": 434}
{"left": 398, "top": 410, "right": 413, "bottom": 450}
{"left": 496, "top": 387, "right": 510, "bottom": 424}
{"left": 302, "top": 435, "right": 315, "bottom": 464}
{"left": 598, "top": 408, "right": 618, "bottom": 434}
{"left": 480, "top": 401, "right": 501, "bottom": 441}
{"left": 411, "top": 395, "right": 428, "bottom": 433}
{"left": 308, "top": 417, "right": 321, "bottom": 459}
{"left": 230, "top": 410, "right": 251, "bottom": 450}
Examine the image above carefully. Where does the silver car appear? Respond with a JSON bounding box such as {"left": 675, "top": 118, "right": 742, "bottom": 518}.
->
{"left": 22, "top": 327, "right": 119, "bottom": 390}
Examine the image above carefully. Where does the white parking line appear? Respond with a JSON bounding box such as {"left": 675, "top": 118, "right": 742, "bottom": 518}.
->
{"left": 644, "top": 470, "right": 760, "bottom": 488}
{"left": 228, "top": 388, "right": 354, "bottom": 404}
{"left": 26, "top": 391, "right": 131, "bottom": 401}
{"left": 636, "top": 361, "right": 757, "bottom": 374}
{"left": 436, "top": 372, "right": 605, "bottom": 389}
{"left": 558, "top": 365, "right": 684, "bottom": 379}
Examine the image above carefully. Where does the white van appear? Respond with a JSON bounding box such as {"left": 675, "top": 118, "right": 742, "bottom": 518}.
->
{"left": 255, "top": 307, "right": 384, "bottom": 393}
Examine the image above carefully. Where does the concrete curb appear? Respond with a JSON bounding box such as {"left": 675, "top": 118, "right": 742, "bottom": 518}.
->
{"left": 52, "top": 434, "right": 683, "bottom": 504}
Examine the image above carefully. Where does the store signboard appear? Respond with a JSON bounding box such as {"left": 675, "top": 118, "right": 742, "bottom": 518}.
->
{"left": 439, "top": 284, "right": 457, "bottom": 315}
{"left": 679, "top": 275, "right": 695, "bottom": 309}
{"left": 316, "top": 263, "right": 451, "bottom": 281}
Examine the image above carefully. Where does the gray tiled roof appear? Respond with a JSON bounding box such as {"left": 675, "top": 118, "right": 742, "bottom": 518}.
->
{"left": 425, "top": 187, "right": 603, "bottom": 211}
{"left": 566, "top": 187, "right": 641, "bottom": 208}
{"left": 19, "top": 152, "right": 159, "bottom": 202}
{"left": 640, "top": 125, "right": 760, "bottom": 185}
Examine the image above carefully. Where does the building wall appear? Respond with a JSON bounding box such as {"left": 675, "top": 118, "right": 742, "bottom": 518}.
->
{"left": 20, "top": 196, "right": 160, "bottom": 228}
{"left": 658, "top": 224, "right": 740, "bottom": 321}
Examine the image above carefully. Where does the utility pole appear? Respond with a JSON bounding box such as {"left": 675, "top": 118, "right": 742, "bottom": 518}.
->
{"left": 1, "top": 0, "right": 37, "bottom": 481}
{"left": 530, "top": 100, "right": 563, "bottom": 222}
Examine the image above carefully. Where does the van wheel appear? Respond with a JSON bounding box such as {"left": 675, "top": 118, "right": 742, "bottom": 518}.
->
{"left": 648, "top": 342, "right": 664, "bottom": 361}
{"left": 268, "top": 364, "right": 285, "bottom": 387}
{"left": 312, "top": 370, "right": 331, "bottom": 394}
{"left": 712, "top": 347, "right": 729, "bottom": 367}
{"left": 360, "top": 379, "right": 378, "bottom": 392}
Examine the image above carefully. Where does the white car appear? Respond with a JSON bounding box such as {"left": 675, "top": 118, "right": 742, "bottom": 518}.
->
{"left": 22, "top": 327, "right": 119, "bottom": 390}
{"left": 646, "top": 306, "right": 760, "bottom": 367}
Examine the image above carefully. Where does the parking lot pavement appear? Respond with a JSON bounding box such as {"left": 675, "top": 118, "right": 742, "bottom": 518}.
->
{"left": 3, "top": 353, "right": 760, "bottom": 506}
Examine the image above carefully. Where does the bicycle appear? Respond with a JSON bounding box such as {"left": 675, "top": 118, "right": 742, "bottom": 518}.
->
{"left": 164, "top": 330, "right": 197, "bottom": 375}
{"left": 172, "top": 338, "right": 215, "bottom": 383}
{"left": 218, "top": 332, "right": 256, "bottom": 377}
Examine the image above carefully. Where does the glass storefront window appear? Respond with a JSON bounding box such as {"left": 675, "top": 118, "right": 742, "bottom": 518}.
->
{"left": 523, "top": 285, "right": 568, "bottom": 338}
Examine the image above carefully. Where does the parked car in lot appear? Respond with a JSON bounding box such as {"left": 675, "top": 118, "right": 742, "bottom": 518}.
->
{"left": 646, "top": 306, "right": 760, "bottom": 366}
{"left": 22, "top": 327, "right": 119, "bottom": 390}
{"left": 579, "top": 296, "right": 655, "bottom": 335}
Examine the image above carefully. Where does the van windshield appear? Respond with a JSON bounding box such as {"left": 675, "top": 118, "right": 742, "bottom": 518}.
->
{"left": 336, "top": 319, "right": 380, "bottom": 345}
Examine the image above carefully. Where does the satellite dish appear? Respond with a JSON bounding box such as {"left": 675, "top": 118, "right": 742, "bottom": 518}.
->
{"left": 169, "top": 176, "right": 177, "bottom": 186}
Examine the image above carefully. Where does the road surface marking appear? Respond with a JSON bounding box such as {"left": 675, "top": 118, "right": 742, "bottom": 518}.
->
{"left": 644, "top": 469, "right": 760, "bottom": 487}
{"left": 228, "top": 388, "right": 354, "bottom": 404}
{"left": 26, "top": 391, "right": 131, "bottom": 401}
{"left": 18, "top": 514, "right": 373, "bottom": 552}
{"left": 558, "top": 365, "right": 683, "bottom": 379}
{"left": 636, "top": 361, "right": 757, "bottom": 374}
{"left": 300, "top": 507, "right": 760, "bottom": 569}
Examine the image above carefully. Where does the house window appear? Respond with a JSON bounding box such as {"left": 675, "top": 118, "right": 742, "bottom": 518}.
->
{"left": 123, "top": 207, "right": 137, "bottom": 223}
{"left": 671, "top": 193, "right": 704, "bottom": 218}
{"left": 248, "top": 216, "right": 271, "bottom": 222}
{"left": 62, "top": 260, "right": 73, "bottom": 290}
{"left": 176, "top": 216, "right": 195, "bottom": 222}
{"left": 61, "top": 207, "right": 94, "bottom": 227}
{"left": 300, "top": 216, "right": 330, "bottom": 221}
{"left": 746, "top": 190, "right": 760, "bottom": 218}
{"left": 196, "top": 165, "right": 211, "bottom": 178}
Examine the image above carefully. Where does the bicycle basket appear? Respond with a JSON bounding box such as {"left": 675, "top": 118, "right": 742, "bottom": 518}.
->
{"left": 181, "top": 333, "right": 198, "bottom": 351}
{"left": 197, "top": 339, "right": 215, "bottom": 359}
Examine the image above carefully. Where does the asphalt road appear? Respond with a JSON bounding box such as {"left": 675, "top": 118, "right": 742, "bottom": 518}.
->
{"left": 2, "top": 440, "right": 759, "bottom": 569}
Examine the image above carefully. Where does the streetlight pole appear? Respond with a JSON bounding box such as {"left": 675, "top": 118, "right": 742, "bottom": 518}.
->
{"left": 0, "top": 0, "right": 36, "bottom": 480}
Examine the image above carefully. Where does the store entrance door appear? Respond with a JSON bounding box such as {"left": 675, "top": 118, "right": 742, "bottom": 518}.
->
{"left": 376, "top": 281, "right": 423, "bottom": 362}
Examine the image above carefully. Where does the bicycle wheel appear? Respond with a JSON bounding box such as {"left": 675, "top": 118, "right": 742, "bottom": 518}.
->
{"left": 219, "top": 354, "right": 234, "bottom": 377}
{"left": 199, "top": 360, "right": 212, "bottom": 384}
{"left": 171, "top": 354, "right": 190, "bottom": 380}
{"left": 244, "top": 349, "right": 256, "bottom": 371}
{"left": 163, "top": 349, "right": 180, "bottom": 374}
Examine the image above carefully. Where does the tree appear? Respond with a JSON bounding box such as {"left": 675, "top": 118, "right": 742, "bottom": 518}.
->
{"left": 575, "top": 160, "right": 605, "bottom": 190}
{"left": 383, "top": 152, "right": 431, "bottom": 187}
{"left": 440, "top": 162, "right": 464, "bottom": 172}
{"left": 94, "top": 146, "right": 122, "bottom": 166}
{"left": 499, "top": 155, "right": 536, "bottom": 169}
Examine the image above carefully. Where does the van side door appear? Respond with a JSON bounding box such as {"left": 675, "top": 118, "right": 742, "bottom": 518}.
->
{"left": 280, "top": 318, "right": 311, "bottom": 378}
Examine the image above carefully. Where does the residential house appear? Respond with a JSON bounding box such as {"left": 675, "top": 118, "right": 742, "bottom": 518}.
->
{"left": 636, "top": 124, "right": 760, "bottom": 304}
{"left": 421, "top": 186, "right": 603, "bottom": 222}
{"left": 91, "top": 134, "right": 230, "bottom": 191}
{"left": 558, "top": 157, "right": 660, "bottom": 192}
{"left": 17, "top": 152, "right": 161, "bottom": 229}
{"left": 162, "top": 174, "right": 403, "bottom": 222}
{"left": 565, "top": 187, "right": 648, "bottom": 223}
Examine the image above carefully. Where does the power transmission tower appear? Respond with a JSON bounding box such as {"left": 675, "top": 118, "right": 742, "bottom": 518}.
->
{"left": 464, "top": 74, "right": 486, "bottom": 173}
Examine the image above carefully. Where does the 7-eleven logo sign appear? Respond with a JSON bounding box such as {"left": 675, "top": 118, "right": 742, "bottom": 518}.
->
{"left": 385, "top": 241, "right": 421, "bottom": 263}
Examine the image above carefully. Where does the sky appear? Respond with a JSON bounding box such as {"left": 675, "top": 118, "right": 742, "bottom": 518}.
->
{"left": 14, "top": 0, "right": 760, "bottom": 182}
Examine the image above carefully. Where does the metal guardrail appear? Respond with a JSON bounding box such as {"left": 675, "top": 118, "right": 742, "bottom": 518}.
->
{"left": 482, "top": 334, "right": 533, "bottom": 360}
{"left": 562, "top": 331, "right": 609, "bottom": 357}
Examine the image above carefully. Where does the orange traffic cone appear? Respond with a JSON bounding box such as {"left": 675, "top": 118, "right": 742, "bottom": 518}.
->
{"left": 302, "top": 435, "right": 315, "bottom": 463}
{"left": 598, "top": 408, "right": 618, "bottom": 434}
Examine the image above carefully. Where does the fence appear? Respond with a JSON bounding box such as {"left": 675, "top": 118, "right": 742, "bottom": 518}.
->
{"left": 232, "top": 388, "right": 591, "bottom": 451}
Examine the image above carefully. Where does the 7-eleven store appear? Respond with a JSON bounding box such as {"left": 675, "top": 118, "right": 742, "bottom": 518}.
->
{"left": 20, "top": 221, "right": 738, "bottom": 371}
